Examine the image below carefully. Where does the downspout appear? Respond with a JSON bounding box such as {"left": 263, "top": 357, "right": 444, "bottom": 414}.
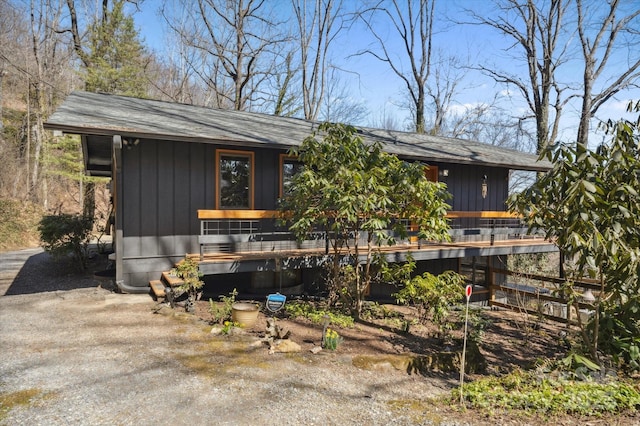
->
{"left": 112, "top": 135, "right": 148, "bottom": 294}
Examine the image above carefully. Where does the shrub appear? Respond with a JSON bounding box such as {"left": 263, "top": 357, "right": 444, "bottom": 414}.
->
{"left": 596, "top": 299, "right": 640, "bottom": 373}
{"left": 209, "top": 288, "right": 238, "bottom": 324}
{"left": 38, "top": 214, "right": 93, "bottom": 270}
{"left": 285, "top": 300, "right": 354, "bottom": 328}
{"left": 393, "top": 270, "right": 464, "bottom": 338}
{"left": 171, "top": 257, "right": 204, "bottom": 313}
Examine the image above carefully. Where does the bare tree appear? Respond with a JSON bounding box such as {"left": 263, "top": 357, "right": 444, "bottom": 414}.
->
{"left": 575, "top": 0, "right": 640, "bottom": 150}
{"left": 368, "top": 105, "right": 403, "bottom": 130}
{"left": 164, "top": 0, "right": 286, "bottom": 111}
{"left": 271, "top": 50, "right": 302, "bottom": 117}
{"left": 357, "top": 0, "right": 436, "bottom": 134}
{"left": 145, "top": 15, "right": 206, "bottom": 106}
{"left": 448, "top": 101, "right": 536, "bottom": 153}
{"left": 27, "top": 0, "right": 75, "bottom": 207}
{"left": 467, "top": 0, "right": 571, "bottom": 154}
{"left": 1, "top": 0, "right": 82, "bottom": 206}
{"left": 319, "top": 68, "right": 368, "bottom": 124}
{"left": 293, "top": 0, "right": 346, "bottom": 120}
{"left": 146, "top": 52, "right": 200, "bottom": 104}
{"left": 0, "top": 0, "right": 28, "bottom": 198}
{"left": 426, "top": 52, "right": 468, "bottom": 136}
{"left": 0, "top": 1, "right": 11, "bottom": 131}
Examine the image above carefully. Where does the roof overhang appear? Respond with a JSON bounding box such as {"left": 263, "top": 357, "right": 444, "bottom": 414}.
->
{"left": 44, "top": 91, "right": 552, "bottom": 177}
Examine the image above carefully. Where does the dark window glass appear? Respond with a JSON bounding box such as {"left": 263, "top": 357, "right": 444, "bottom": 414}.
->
{"left": 282, "top": 159, "right": 303, "bottom": 196}
{"left": 219, "top": 155, "right": 250, "bottom": 208}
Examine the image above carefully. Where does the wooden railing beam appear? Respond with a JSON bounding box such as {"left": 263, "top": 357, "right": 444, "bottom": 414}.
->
{"left": 197, "top": 209, "right": 522, "bottom": 220}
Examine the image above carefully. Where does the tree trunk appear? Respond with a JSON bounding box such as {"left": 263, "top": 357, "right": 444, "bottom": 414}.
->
{"left": 576, "top": 77, "right": 592, "bottom": 153}
{"left": 83, "top": 181, "right": 96, "bottom": 220}
{"left": 416, "top": 85, "right": 426, "bottom": 134}
{"left": 353, "top": 228, "right": 362, "bottom": 317}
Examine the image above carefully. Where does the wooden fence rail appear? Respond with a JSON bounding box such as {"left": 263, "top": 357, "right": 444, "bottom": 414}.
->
{"left": 488, "top": 268, "right": 600, "bottom": 324}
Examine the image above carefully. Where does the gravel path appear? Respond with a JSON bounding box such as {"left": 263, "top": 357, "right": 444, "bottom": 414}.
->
{"left": 0, "top": 249, "right": 463, "bottom": 426}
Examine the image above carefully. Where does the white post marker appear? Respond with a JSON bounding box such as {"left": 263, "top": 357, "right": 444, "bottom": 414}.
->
{"left": 459, "top": 284, "right": 472, "bottom": 405}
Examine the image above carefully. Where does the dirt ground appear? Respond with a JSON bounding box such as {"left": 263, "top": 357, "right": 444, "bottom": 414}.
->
{"left": 193, "top": 292, "right": 640, "bottom": 425}
{"left": 2, "top": 249, "right": 639, "bottom": 425}
{"left": 195, "top": 298, "right": 567, "bottom": 376}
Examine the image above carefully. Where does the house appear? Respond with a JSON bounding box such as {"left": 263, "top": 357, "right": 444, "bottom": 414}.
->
{"left": 45, "top": 91, "right": 556, "bottom": 300}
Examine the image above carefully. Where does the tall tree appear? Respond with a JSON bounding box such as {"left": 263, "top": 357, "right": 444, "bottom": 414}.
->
{"left": 0, "top": 0, "right": 19, "bottom": 131}
{"left": 0, "top": 0, "right": 29, "bottom": 200}
{"left": 357, "top": 0, "right": 436, "bottom": 134}
{"left": 63, "top": 0, "right": 148, "bottom": 218}
{"left": 575, "top": 0, "right": 640, "bottom": 150}
{"left": 467, "top": 0, "right": 570, "bottom": 154}
{"left": 84, "top": 0, "right": 149, "bottom": 97}
{"left": 271, "top": 50, "right": 301, "bottom": 117}
{"left": 293, "top": 0, "right": 345, "bottom": 121}
{"left": 26, "top": 0, "right": 76, "bottom": 207}
{"left": 65, "top": 0, "right": 148, "bottom": 96}
{"left": 426, "top": 52, "right": 467, "bottom": 136}
{"left": 164, "top": 0, "right": 286, "bottom": 111}
{"left": 319, "top": 68, "right": 368, "bottom": 124}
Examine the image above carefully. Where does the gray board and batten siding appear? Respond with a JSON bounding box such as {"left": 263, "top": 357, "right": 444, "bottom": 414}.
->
{"left": 119, "top": 140, "right": 510, "bottom": 286}
{"left": 120, "top": 140, "right": 288, "bottom": 286}
{"left": 44, "top": 91, "right": 551, "bottom": 289}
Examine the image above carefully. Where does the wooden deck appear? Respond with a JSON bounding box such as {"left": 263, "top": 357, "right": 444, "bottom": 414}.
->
{"left": 192, "top": 209, "right": 556, "bottom": 275}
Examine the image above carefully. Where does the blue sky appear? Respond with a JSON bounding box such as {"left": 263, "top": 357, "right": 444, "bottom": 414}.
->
{"left": 130, "top": 0, "right": 640, "bottom": 149}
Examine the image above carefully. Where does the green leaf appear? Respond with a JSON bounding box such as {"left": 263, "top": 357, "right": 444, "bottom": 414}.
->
{"left": 569, "top": 353, "right": 601, "bottom": 371}
{"left": 612, "top": 222, "right": 622, "bottom": 234}
{"left": 582, "top": 180, "right": 597, "bottom": 193}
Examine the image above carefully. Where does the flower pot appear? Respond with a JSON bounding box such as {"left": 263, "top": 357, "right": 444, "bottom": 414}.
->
{"left": 231, "top": 302, "right": 259, "bottom": 328}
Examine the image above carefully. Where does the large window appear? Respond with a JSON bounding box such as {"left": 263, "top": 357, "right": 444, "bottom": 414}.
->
{"left": 216, "top": 150, "right": 254, "bottom": 209}
{"left": 279, "top": 155, "right": 303, "bottom": 198}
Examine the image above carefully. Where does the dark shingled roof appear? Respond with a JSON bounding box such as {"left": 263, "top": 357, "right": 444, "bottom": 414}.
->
{"left": 45, "top": 91, "right": 550, "bottom": 175}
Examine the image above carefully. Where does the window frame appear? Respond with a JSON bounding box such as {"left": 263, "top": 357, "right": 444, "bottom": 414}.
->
{"left": 215, "top": 149, "right": 255, "bottom": 210}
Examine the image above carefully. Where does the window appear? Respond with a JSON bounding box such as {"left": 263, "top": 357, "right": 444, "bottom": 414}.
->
{"left": 459, "top": 256, "right": 487, "bottom": 286}
{"left": 216, "top": 150, "right": 254, "bottom": 209}
{"left": 279, "top": 155, "right": 303, "bottom": 198}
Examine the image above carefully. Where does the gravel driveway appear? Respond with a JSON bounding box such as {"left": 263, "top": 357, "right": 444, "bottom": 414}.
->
{"left": 0, "top": 249, "right": 461, "bottom": 426}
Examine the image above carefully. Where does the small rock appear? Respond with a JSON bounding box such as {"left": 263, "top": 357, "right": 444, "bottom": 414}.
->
{"left": 310, "top": 346, "right": 323, "bottom": 354}
{"left": 227, "top": 326, "right": 245, "bottom": 336}
{"left": 249, "top": 339, "right": 266, "bottom": 348}
{"left": 269, "top": 339, "right": 301, "bottom": 354}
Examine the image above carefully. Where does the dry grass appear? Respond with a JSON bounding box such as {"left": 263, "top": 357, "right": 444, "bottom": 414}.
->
{"left": 0, "top": 199, "right": 43, "bottom": 252}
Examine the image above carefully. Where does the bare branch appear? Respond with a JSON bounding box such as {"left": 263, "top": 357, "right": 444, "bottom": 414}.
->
{"left": 355, "top": 0, "right": 436, "bottom": 133}
{"left": 468, "top": 0, "right": 569, "bottom": 153}
{"left": 575, "top": 0, "right": 640, "bottom": 149}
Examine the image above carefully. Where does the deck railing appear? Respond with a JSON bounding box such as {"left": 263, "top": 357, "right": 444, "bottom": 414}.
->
{"left": 196, "top": 209, "right": 542, "bottom": 258}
